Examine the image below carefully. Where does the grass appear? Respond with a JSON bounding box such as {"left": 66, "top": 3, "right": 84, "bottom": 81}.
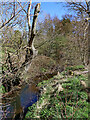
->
{"left": 25, "top": 70, "right": 89, "bottom": 119}
{"left": 0, "top": 85, "right": 6, "bottom": 94}
{"left": 65, "top": 65, "right": 85, "bottom": 71}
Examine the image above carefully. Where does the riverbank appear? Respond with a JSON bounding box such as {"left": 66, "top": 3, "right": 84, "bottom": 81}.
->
{"left": 25, "top": 66, "right": 89, "bottom": 119}
{"left": 0, "top": 64, "right": 89, "bottom": 119}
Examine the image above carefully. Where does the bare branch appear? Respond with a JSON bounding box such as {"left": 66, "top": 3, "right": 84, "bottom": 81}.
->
{"left": 27, "top": 0, "right": 32, "bottom": 32}
{"left": 66, "top": 1, "right": 89, "bottom": 14}
{"left": 17, "top": 0, "right": 27, "bottom": 14}
{"left": 13, "top": 0, "right": 15, "bottom": 16}
{"left": 85, "top": 0, "right": 89, "bottom": 11}
{"left": 0, "top": 2, "right": 28, "bottom": 29}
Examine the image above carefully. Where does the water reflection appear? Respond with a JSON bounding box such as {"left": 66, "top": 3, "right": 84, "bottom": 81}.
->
{"left": 0, "top": 84, "right": 39, "bottom": 119}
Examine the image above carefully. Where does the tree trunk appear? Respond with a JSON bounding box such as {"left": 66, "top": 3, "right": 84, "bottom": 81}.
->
{"left": 25, "top": 3, "right": 41, "bottom": 62}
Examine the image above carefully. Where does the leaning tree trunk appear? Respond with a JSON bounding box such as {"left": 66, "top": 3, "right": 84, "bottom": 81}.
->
{"left": 25, "top": 3, "right": 41, "bottom": 62}
{"left": 1, "top": 3, "right": 41, "bottom": 92}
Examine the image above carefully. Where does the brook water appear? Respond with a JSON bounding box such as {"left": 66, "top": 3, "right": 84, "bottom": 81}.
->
{"left": 0, "top": 84, "right": 40, "bottom": 119}
{"left": 0, "top": 71, "right": 58, "bottom": 119}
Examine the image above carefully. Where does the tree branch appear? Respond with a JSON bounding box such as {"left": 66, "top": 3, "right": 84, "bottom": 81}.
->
{"left": 27, "top": 0, "right": 32, "bottom": 32}
{"left": 0, "top": 2, "right": 28, "bottom": 29}
{"left": 17, "top": 1, "right": 27, "bottom": 14}
{"left": 28, "top": 3, "right": 41, "bottom": 47}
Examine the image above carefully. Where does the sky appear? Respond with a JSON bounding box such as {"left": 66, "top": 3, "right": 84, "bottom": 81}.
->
{"left": 0, "top": 2, "right": 75, "bottom": 31}
{"left": 38, "top": 2, "right": 74, "bottom": 21}
{"left": 1, "top": 0, "right": 88, "bottom": 2}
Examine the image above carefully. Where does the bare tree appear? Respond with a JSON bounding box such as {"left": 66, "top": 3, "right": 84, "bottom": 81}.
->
{"left": 66, "top": 0, "right": 89, "bottom": 15}
{"left": 0, "top": 1, "right": 28, "bottom": 29}
{"left": 65, "top": 0, "right": 90, "bottom": 66}
{"left": 1, "top": 0, "right": 41, "bottom": 92}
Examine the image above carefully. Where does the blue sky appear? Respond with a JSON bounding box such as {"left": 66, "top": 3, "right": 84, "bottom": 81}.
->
{"left": 38, "top": 2, "right": 74, "bottom": 21}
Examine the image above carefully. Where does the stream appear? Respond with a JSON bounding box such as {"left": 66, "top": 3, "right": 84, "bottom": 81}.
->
{"left": 0, "top": 71, "right": 58, "bottom": 119}
{"left": 0, "top": 84, "right": 40, "bottom": 120}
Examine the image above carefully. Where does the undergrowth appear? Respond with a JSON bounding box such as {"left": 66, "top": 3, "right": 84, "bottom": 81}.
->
{"left": 25, "top": 69, "right": 89, "bottom": 119}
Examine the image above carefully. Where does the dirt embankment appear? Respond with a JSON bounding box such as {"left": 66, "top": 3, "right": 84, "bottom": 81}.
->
{"left": 21, "top": 55, "right": 58, "bottom": 84}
